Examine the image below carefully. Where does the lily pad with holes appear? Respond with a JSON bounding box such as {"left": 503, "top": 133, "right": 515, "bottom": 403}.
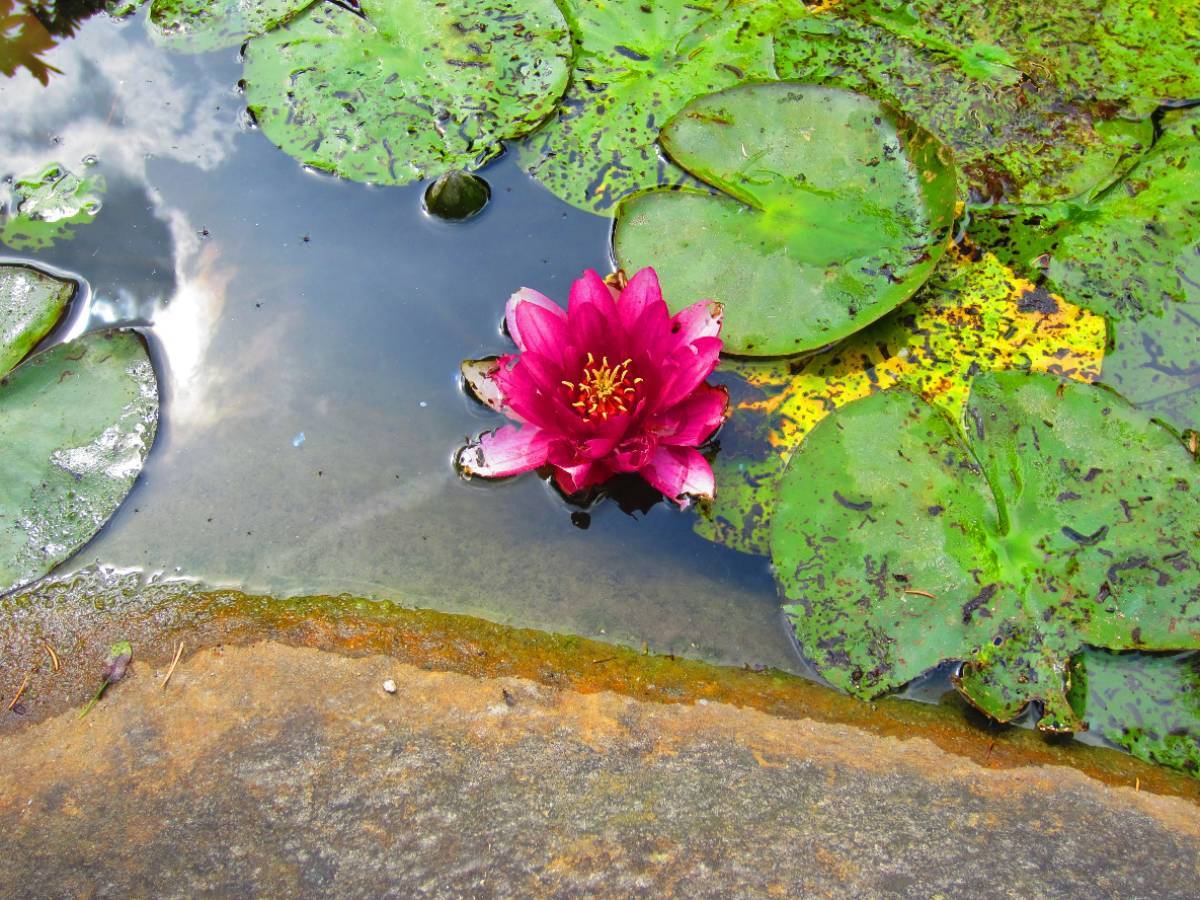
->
{"left": 1, "top": 163, "right": 105, "bottom": 251}
{"left": 242, "top": 0, "right": 571, "bottom": 185}
{"left": 613, "top": 82, "right": 958, "bottom": 356}
{"left": 770, "top": 371, "right": 1200, "bottom": 730}
{"left": 820, "top": 0, "right": 1200, "bottom": 120}
{"left": 148, "top": 0, "right": 317, "bottom": 53}
{"left": 972, "top": 108, "right": 1200, "bottom": 437}
{"left": 0, "top": 330, "right": 159, "bottom": 596}
{"left": 1068, "top": 648, "right": 1200, "bottom": 777}
{"left": 696, "top": 249, "right": 1107, "bottom": 556}
{"left": 774, "top": 8, "right": 1154, "bottom": 204}
{"left": 0, "top": 263, "right": 75, "bottom": 378}
{"left": 517, "top": 0, "right": 791, "bottom": 215}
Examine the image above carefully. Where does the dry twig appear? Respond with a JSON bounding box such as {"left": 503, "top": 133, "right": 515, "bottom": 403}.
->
{"left": 6, "top": 673, "right": 31, "bottom": 711}
{"left": 161, "top": 641, "right": 185, "bottom": 690}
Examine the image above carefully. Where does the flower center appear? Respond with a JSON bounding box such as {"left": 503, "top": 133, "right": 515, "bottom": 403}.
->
{"left": 561, "top": 353, "right": 643, "bottom": 421}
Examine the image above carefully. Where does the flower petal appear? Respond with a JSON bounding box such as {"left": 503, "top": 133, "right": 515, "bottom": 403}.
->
{"left": 640, "top": 446, "right": 715, "bottom": 507}
{"left": 514, "top": 299, "right": 570, "bottom": 361}
{"left": 657, "top": 336, "right": 723, "bottom": 410}
{"left": 652, "top": 383, "right": 729, "bottom": 447}
{"left": 458, "top": 425, "right": 551, "bottom": 478}
{"left": 568, "top": 269, "right": 617, "bottom": 321}
{"left": 670, "top": 299, "right": 724, "bottom": 348}
{"left": 461, "top": 356, "right": 507, "bottom": 413}
{"left": 513, "top": 350, "right": 565, "bottom": 397}
{"left": 618, "top": 267, "right": 666, "bottom": 331}
{"left": 506, "top": 288, "right": 565, "bottom": 352}
{"left": 553, "top": 460, "right": 610, "bottom": 495}
{"left": 566, "top": 297, "right": 611, "bottom": 352}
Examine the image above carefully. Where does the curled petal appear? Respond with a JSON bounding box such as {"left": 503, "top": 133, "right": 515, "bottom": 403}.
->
{"left": 611, "top": 434, "right": 656, "bottom": 472}
{"left": 639, "top": 446, "right": 715, "bottom": 507}
{"left": 618, "top": 267, "right": 666, "bottom": 332}
{"left": 670, "top": 299, "right": 724, "bottom": 347}
{"left": 657, "top": 336, "right": 723, "bottom": 409}
{"left": 506, "top": 288, "right": 565, "bottom": 352}
{"left": 458, "top": 425, "right": 551, "bottom": 479}
{"left": 652, "top": 383, "right": 729, "bottom": 447}
{"left": 553, "top": 460, "right": 610, "bottom": 495}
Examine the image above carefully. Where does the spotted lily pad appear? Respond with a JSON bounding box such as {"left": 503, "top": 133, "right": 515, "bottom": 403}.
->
{"left": 0, "top": 330, "right": 159, "bottom": 596}
{"left": 148, "top": 0, "right": 317, "bottom": 53}
{"left": 0, "top": 263, "right": 75, "bottom": 378}
{"left": 1, "top": 163, "right": 105, "bottom": 251}
{"left": 774, "top": 7, "right": 1154, "bottom": 203}
{"left": 613, "top": 82, "right": 957, "bottom": 356}
{"left": 518, "top": 0, "right": 791, "bottom": 214}
{"left": 698, "top": 249, "right": 1107, "bottom": 555}
{"left": 242, "top": 0, "right": 571, "bottom": 185}
{"left": 972, "top": 108, "right": 1200, "bottom": 437}
{"left": 1068, "top": 649, "right": 1200, "bottom": 777}
{"left": 770, "top": 371, "right": 1200, "bottom": 730}
{"left": 828, "top": 0, "right": 1200, "bottom": 119}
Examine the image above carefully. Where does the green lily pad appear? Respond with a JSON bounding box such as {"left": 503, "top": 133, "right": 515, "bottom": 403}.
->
{"left": 0, "top": 330, "right": 159, "bottom": 597}
{"left": 697, "top": 249, "right": 1107, "bottom": 555}
{"left": 774, "top": 7, "right": 1154, "bottom": 204}
{"left": 828, "top": 0, "right": 1200, "bottom": 119}
{"left": 612, "top": 82, "right": 958, "bottom": 356}
{"left": 770, "top": 371, "right": 1200, "bottom": 730}
{"left": 0, "top": 263, "right": 75, "bottom": 378}
{"left": 973, "top": 108, "right": 1200, "bottom": 437}
{"left": 1, "top": 163, "right": 105, "bottom": 251}
{"left": 518, "top": 0, "right": 790, "bottom": 215}
{"left": 242, "top": 0, "right": 571, "bottom": 185}
{"left": 1068, "top": 648, "right": 1200, "bottom": 778}
{"left": 148, "top": 0, "right": 316, "bottom": 54}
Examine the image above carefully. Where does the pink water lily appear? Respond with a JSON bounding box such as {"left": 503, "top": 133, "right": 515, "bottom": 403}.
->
{"left": 458, "top": 268, "right": 728, "bottom": 506}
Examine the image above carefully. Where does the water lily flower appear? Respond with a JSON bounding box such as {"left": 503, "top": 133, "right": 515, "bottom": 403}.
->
{"left": 458, "top": 268, "right": 728, "bottom": 506}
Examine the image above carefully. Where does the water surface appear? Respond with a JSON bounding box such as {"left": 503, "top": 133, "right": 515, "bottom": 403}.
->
{"left": 1, "top": 9, "right": 804, "bottom": 671}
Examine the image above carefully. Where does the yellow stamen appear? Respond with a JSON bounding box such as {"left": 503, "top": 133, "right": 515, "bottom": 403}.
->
{"left": 560, "top": 352, "right": 642, "bottom": 421}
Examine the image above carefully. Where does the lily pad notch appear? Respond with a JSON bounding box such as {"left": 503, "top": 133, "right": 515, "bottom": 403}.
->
{"left": 614, "top": 82, "right": 959, "bottom": 357}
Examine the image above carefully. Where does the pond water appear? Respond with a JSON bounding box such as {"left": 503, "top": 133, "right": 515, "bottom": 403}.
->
{"left": 0, "top": 6, "right": 805, "bottom": 671}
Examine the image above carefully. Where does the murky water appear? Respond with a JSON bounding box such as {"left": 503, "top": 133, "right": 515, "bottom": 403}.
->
{"left": 1, "top": 8, "right": 806, "bottom": 670}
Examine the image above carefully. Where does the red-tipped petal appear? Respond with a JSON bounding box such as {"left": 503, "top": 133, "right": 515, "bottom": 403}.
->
{"left": 653, "top": 383, "right": 729, "bottom": 447}
{"left": 640, "top": 446, "right": 715, "bottom": 507}
{"left": 458, "top": 425, "right": 551, "bottom": 479}
{"left": 506, "top": 288, "right": 565, "bottom": 352}
{"left": 618, "top": 267, "right": 666, "bottom": 332}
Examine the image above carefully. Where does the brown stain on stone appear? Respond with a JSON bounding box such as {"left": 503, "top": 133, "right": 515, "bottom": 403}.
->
{"left": 2, "top": 642, "right": 1198, "bottom": 895}
{"left": 1, "top": 573, "right": 1198, "bottom": 802}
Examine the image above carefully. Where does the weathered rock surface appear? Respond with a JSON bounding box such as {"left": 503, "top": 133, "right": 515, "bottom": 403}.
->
{"left": 0, "top": 642, "right": 1197, "bottom": 897}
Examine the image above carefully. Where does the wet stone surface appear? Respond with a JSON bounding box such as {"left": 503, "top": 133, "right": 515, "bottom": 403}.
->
{"left": 1, "top": 642, "right": 1197, "bottom": 897}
